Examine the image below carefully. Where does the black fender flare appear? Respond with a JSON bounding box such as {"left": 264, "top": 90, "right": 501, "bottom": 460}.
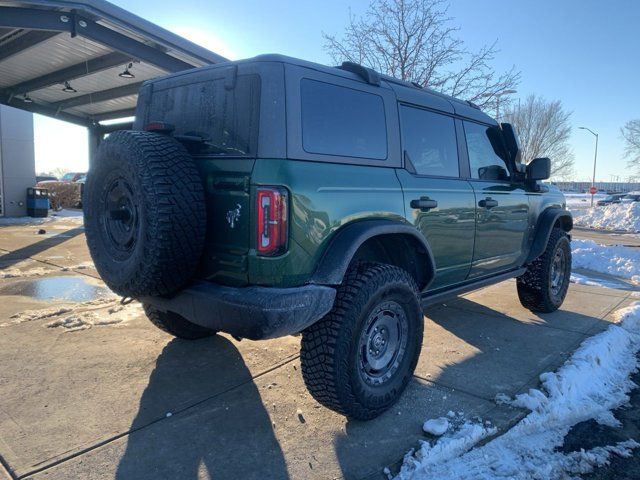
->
{"left": 526, "top": 208, "right": 573, "bottom": 263}
{"left": 308, "top": 219, "right": 436, "bottom": 289}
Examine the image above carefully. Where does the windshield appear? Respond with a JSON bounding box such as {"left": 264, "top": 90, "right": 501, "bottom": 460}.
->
{"left": 61, "top": 173, "right": 75, "bottom": 181}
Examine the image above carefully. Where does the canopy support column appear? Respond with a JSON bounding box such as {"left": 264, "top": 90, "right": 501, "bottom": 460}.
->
{"left": 88, "top": 125, "right": 102, "bottom": 169}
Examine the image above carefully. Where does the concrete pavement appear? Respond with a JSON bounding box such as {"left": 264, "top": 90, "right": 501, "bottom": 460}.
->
{"left": 0, "top": 218, "right": 636, "bottom": 480}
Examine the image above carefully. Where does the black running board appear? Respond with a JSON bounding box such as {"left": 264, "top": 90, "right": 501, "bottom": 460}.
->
{"left": 420, "top": 268, "right": 527, "bottom": 307}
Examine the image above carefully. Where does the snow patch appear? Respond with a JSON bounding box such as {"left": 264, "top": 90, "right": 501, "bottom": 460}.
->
{"left": 572, "top": 202, "right": 640, "bottom": 233}
{"left": 570, "top": 272, "right": 629, "bottom": 290}
{"left": 2, "top": 298, "right": 141, "bottom": 330}
{"left": 394, "top": 301, "right": 640, "bottom": 480}
{"left": 0, "top": 262, "right": 94, "bottom": 279}
{"left": 0, "top": 266, "right": 53, "bottom": 279}
{"left": 45, "top": 302, "right": 142, "bottom": 332}
{"left": 0, "top": 306, "right": 74, "bottom": 327}
{"left": 0, "top": 209, "right": 84, "bottom": 226}
{"left": 47, "top": 315, "right": 92, "bottom": 332}
{"left": 572, "top": 239, "right": 640, "bottom": 284}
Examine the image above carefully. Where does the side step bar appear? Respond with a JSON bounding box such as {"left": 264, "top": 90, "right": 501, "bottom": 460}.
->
{"left": 421, "top": 268, "right": 527, "bottom": 307}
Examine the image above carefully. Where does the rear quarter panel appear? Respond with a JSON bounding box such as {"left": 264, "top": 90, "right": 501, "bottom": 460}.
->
{"left": 249, "top": 159, "right": 406, "bottom": 287}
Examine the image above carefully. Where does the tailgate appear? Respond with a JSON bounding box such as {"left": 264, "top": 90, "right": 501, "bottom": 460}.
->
{"left": 196, "top": 158, "right": 255, "bottom": 286}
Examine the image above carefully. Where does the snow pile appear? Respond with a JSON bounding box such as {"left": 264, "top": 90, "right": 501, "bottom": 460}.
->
{"left": 572, "top": 202, "right": 640, "bottom": 232}
{"left": 572, "top": 239, "right": 640, "bottom": 285}
{"left": 1, "top": 298, "right": 140, "bottom": 331}
{"left": 398, "top": 420, "right": 497, "bottom": 476}
{"left": 394, "top": 302, "right": 640, "bottom": 480}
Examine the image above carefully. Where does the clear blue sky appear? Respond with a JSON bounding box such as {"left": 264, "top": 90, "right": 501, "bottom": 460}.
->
{"left": 36, "top": 0, "right": 640, "bottom": 181}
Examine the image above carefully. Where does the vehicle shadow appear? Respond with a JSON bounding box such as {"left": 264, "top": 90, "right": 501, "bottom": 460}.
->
{"left": 421, "top": 296, "right": 613, "bottom": 399}
{"left": 116, "top": 336, "right": 289, "bottom": 480}
{"left": 333, "top": 293, "right": 613, "bottom": 479}
{"left": 0, "top": 227, "right": 85, "bottom": 268}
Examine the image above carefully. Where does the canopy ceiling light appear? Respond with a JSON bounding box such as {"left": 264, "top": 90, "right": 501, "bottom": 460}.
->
{"left": 62, "top": 81, "right": 77, "bottom": 93}
{"left": 23, "top": 93, "right": 33, "bottom": 103}
{"left": 118, "top": 63, "right": 135, "bottom": 79}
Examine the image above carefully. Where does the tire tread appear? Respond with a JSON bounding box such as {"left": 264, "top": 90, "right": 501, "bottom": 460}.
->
{"left": 301, "top": 262, "right": 422, "bottom": 420}
{"left": 517, "top": 228, "right": 571, "bottom": 313}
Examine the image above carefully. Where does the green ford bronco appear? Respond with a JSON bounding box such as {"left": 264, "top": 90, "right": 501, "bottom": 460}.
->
{"left": 84, "top": 54, "right": 572, "bottom": 420}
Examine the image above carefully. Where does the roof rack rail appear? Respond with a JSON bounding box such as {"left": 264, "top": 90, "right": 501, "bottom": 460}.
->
{"left": 467, "top": 100, "right": 481, "bottom": 109}
{"left": 410, "top": 81, "right": 423, "bottom": 89}
{"left": 338, "top": 62, "right": 381, "bottom": 86}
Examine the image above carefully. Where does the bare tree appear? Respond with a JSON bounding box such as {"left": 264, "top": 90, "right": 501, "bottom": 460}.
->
{"left": 323, "top": 0, "right": 520, "bottom": 112}
{"left": 502, "top": 95, "right": 575, "bottom": 179}
{"left": 621, "top": 120, "right": 640, "bottom": 171}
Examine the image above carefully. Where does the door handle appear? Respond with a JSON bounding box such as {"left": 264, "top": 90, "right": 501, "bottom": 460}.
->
{"left": 410, "top": 197, "right": 438, "bottom": 211}
{"left": 479, "top": 197, "right": 498, "bottom": 209}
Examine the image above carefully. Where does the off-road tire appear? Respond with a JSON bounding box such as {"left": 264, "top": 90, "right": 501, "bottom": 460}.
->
{"left": 517, "top": 228, "right": 571, "bottom": 313}
{"left": 143, "top": 304, "right": 217, "bottom": 340}
{"left": 84, "top": 130, "right": 206, "bottom": 298}
{"left": 301, "top": 263, "right": 423, "bottom": 420}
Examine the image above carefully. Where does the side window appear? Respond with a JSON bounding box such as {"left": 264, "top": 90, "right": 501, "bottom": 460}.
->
{"left": 464, "top": 121, "right": 510, "bottom": 181}
{"left": 400, "top": 105, "right": 459, "bottom": 177}
{"left": 300, "top": 79, "right": 387, "bottom": 159}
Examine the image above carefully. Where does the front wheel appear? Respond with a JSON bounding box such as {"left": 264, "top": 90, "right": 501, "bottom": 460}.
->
{"left": 517, "top": 228, "right": 571, "bottom": 313}
{"left": 301, "top": 263, "right": 423, "bottom": 420}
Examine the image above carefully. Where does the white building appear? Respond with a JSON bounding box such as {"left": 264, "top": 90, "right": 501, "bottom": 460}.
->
{"left": 0, "top": 105, "right": 35, "bottom": 217}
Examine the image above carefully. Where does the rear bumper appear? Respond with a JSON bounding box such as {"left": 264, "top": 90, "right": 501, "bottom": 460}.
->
{"left": 140, "top": 282, "right": 336, "bottom": 340}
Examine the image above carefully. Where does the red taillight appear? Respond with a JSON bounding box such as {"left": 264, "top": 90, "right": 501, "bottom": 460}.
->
{"left": 256, "top": 187, "right": 288, "bottom": 256}
{"left": 144, "top": 121, "right": 175, "bottom": 133}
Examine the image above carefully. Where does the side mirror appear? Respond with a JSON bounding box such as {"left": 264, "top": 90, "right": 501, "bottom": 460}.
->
{"left": 527, "top": 157, "right": 551, "bottom": 181}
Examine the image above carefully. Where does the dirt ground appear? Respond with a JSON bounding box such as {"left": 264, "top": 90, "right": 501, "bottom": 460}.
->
{"left": 0, "top": 215, "right": 637, "bottom": 480}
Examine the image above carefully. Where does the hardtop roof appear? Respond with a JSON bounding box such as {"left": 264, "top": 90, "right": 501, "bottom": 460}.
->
{"left": 146, "top": 53, "right": 497, "bottom": 125}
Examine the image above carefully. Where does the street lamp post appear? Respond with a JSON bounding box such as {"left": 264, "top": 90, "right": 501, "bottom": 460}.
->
{"left": 481, "top": 89, "right": 517, "bottom": 121}
{"left": 579, "top": 126, "right": 599, "bottom": 207}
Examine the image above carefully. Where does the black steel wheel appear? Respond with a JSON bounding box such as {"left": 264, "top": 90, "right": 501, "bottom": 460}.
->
{"left": 549, "top": 246, "right": 568, "bottom": 302}
{"left": 100, "top": 174, "right": 140, "bottom": 259}
{"left": 358, "top": 300, "right": 409, "bottom": 386}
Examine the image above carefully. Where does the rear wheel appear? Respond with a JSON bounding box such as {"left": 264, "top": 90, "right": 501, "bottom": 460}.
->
{"left": 301, "top": 263, "right": 423, "bottom": 420}
{"left": 143, "top": 304, "right": 217, "bottom": 340}
{"left": 517, "top": 228, "right": 571, "bottom": 313}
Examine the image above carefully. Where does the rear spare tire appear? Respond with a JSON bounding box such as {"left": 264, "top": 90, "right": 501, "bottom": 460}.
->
{"left": 84, "top": 130, "right": 206, "bottom": 297}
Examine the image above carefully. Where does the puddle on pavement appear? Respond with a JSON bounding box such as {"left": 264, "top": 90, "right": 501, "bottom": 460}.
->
{"left": 0, "top": 275, "right": 112, "bottom": 302}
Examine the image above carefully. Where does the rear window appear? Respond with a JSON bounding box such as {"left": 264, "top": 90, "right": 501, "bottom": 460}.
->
{"left": 146, "top": 74, "right": 260, "bottom": 156}
{"left": 300, "top": 79, "right": 387, "bottom": 160}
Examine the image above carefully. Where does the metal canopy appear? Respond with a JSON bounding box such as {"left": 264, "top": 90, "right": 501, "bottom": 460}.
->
{"left": 0, "top": 0, "right": 227, "bottom": 128}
